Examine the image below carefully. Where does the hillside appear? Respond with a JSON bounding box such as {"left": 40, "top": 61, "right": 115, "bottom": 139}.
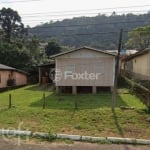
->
{"left": 30, "top": 13, "right": 150, "bottom": 49}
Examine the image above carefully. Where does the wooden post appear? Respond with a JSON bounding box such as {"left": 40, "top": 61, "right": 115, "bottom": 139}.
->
{"left": 8, "top": 94, "right": 12, "bottom": 109}
{"left": 74, "top": 99, "right": 78, "bottom": 109}
{"left": 112, "top": 29, "right": 123, "bottom": 110}
{"left": 92, "top": 86, "right": 96, "bottom": 94}
{"left": 56, "top": 86, "right": 59, "bottom": 94}
{"left": 39, "top": 67, "right": 41, "bottom": 84}
{"left": 43, "top": 93, "right": 46, "bottom": 109}
{"left": 147, "top": 93, "right": 150, "bottom": 113}
{"left": 72, "top": 86, "right": 77, "bottom": 95}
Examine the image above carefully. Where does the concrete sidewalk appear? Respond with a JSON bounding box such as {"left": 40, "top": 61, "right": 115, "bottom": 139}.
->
{"left": 0, "top": 139, "right": 150, "bottom": 150}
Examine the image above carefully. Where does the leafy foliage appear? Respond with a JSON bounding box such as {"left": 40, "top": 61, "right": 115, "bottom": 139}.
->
{"left": 0, "top": 42, "right": 32, "bottom": 71}
{"left": 45, "top": 39, "right": 62, "bottom": 56}
{"left": 126, "top": 25, "right": 150, "bottom": 50}
{"left": 0, "top": 7, "right": 27, "bottom": 42}
{"left": 0, "top": 8, "right": 47, "bottom": 73}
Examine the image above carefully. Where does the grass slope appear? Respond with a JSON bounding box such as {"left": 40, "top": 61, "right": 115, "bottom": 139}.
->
{"left": 0, "top": 85, "right": 149, "bottom": 139}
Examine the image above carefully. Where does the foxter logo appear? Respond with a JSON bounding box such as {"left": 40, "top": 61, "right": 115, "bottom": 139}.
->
{"left": 55, "top": 69, "right": 62, "bottom": 81}
{"left": 64, "top": 71, "right": 103, "bottom": 80}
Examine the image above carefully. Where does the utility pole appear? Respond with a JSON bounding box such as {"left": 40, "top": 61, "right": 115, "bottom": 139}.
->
{"left": 112, "top": 29, "right": 123, "bottom": 110}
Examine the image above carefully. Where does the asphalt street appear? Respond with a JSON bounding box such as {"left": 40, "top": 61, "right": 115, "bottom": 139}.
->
{"left": 0, "top": 139, "right": 150, "bottom": 150}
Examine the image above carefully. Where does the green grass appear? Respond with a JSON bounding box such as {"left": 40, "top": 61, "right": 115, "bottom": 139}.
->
{"left": 0, "top": 85, "right": 150, "bottom": 139}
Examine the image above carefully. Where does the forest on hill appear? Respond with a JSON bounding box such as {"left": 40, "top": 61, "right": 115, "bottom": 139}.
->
{"left": 30, "top": 12, "right": 150, "bottom": 49}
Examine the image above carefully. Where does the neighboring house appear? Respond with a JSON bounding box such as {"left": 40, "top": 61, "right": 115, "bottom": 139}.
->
{"left": 51, "top": 46, "right": 116, "bottom": 94}
{"left": 0, "top": 64, "right": 28, "bottom": 89}
{"left": 107, "top": 49, "right": 137, "bottom": 74}
{"left": 107, "top": 49, "right": 137, "bottom": 56}
{"left": 122, "top": 49, "right": 150, "bottom": 81}
{"left": 38, "top": 62, "right": 55, "bottom": 84}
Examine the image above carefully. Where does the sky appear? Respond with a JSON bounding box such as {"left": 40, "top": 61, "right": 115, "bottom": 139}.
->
{"left": 0, "top": 0, "right": 150, "bottom": 27}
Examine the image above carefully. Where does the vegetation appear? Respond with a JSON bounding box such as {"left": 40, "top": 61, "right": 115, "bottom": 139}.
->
{"left": 0, "top": 85, "right": 150, "bottom": 139}
{"left": 30, "top": 12, "right": 150, "bottom": 49}
{"left": 0, "top": 8, "right": 51, "bottom": 72}
{"left": 0, "top": 42, "right": 32, "bottom": 71}
{"left": 0, "top": 8, "right": 27, "bottom": 42}
{"left": 126, "top": 25, "right": 150, "bottom": 50}
{"left": 45, "top": 39, "right": 62, "bottom": 56}
{"left": 1, "top": 8, "right": 150, "bottom": 73}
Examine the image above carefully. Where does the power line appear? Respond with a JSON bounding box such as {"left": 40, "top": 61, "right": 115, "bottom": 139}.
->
{"left": 22, "top": 10, "right": 150, "bottom": 19}
{"left": 22, "top": 10, "right": 150, "bottom": 25}
{"left": 28, "top": 19, "right": 150, "bottom": 30}
{"left": 21, "top": 10, "right": 150, "bottom": 25}
{"left": 20, "top": 4, "right": 150, "bottom": 15}
{"left": 1, "top": 0, "right": 41, "bottom": 3}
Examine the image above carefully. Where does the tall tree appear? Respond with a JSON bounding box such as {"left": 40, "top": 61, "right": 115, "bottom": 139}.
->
{"left": 0, "top": 42, "right": 32, "bottom": 71}
{"left": 45, "top": 39, "right": 61, "bottom": 56}
{"left": 26, "top": 36, "right": 40, "bottom": 57}
{"left": 0, "top": 29, "right": 4, "bottom": 42}
{"left": 126, "top": 26, "right": 150, "bottom": 50}
{"left": 0, "top": 7, "right": 27, "bottom": 42}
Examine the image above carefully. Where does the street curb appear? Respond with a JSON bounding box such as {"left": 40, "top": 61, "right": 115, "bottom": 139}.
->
{"left": 0, "top": 129, "right": 150, "bottom": 145}
{"left": 107, "top": 137, "right": 150, "bottom": 145}
{"left": 107, "top": 137, "right": 136, "bottom": 144}
{"left": 56, "top": 134, "right": 81, "bottom": 141}
{"left": 82, "top": 136, "right": 107, "bottom": 142}
{"left": 33, "top": 132, "right": 52, "bottom": 138}
{"left": 0, "top": 129, "right": 31, "bottom": 136}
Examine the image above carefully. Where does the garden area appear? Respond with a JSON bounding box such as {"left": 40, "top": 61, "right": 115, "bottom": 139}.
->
{"left": 0, "top": 85, "right": 150, "bottom": 139}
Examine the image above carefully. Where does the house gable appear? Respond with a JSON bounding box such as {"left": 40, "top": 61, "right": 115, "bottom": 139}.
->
{"left": 55, "top": 47, "right": 115, "bottom": 87}
{"left": 57, "top": 48, "right": 115, "bottom": 59}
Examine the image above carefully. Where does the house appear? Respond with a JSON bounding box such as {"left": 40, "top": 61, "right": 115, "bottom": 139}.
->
{"left": 38, "top": 62, "right": 55, "bottom": 84}
{"left": 51, "top": 46, "right": 116, "bottom": 94}
{"left": 106, "top": 49, "right": 137, "bottom": 56}
{"left": 0, "top": 64, "right": 28, "bottom": 89}
{"left": 122, "top": 49, "right": 150, "bottom": 81}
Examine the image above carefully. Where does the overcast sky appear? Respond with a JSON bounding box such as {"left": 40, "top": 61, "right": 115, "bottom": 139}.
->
{"left": 0, "top": 0, "right": 150, "bottom": 27}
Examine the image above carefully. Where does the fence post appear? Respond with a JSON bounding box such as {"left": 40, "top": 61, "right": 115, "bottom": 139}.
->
{"left": 147, "top": 93, "right": 150, "bottom": 113}
{"left": 43, "top": 93, "right": 46, "bottom": 109}
{"left": 74, "top": 99, "right": 78, "bottom": 109}
{"left": 8, "top": 94, "right": 12, "bottom": 109}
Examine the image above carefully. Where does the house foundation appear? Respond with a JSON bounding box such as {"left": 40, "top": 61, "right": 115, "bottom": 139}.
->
{"left": 56, "top": 86, "right": 62, "bottom": 93}
{"left": 72, "top": 86, "right": 77, "bottom": 95}
{"left": 92, "top": 86, "right": 97, "bottom": 94}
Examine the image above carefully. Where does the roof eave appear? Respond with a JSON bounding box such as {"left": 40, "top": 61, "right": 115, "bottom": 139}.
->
{"left": 50, "top": 46, "right": 116, "bottom": 59}
{"left": 124, "top": 49, "right": 150, "bottom": 61}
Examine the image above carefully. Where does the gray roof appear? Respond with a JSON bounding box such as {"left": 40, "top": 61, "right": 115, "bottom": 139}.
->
{"left": 0, "top": 64, "right": 16, "bottom": 70}
{"left": 50, "top": 46, "right": 116, "bottom": 58}
{"left": 0, "top": 64, "right": 28, "bottom": 75}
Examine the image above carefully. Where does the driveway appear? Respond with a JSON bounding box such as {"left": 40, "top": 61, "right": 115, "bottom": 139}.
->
{"left": 0, "top": 139, "right": 150, "bottom": 150}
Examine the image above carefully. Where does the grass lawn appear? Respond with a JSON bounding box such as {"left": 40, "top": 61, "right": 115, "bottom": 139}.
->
{"left": 0, "top": 85, "right": 150, "bottom": 139}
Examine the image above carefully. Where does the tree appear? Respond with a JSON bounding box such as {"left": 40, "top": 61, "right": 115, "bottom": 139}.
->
{"left": 126, "top": 26, "right": 150, "bottom": 50}
{"left": 0, "top": 7, "right": 27, "bottom": 42}
{"left": 0, "top": 42, "right": 32, "bottom": 71}
{"left": 26, "top": 36, "right": 40, "bottom": 58}
{"left": 0, "top": 29, "right": 4, "bottom": 42}
{"left": 45, "top": 39, "right": 61, "bottom": 56}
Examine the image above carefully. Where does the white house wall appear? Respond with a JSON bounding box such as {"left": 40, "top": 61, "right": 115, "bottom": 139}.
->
{"left": 55, "top": 48, "right": 115, "bottom": 87}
